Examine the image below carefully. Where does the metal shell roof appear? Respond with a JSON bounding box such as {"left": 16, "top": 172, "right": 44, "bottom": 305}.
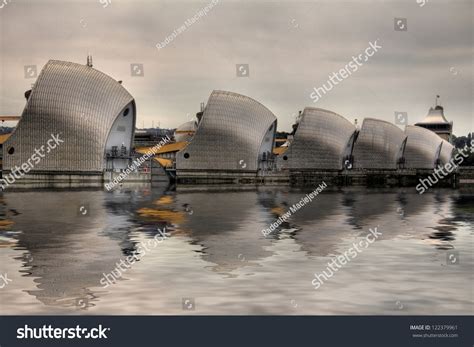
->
{"left": 439, "top": 140, "right": 455, "bottom": 166}
{"left": 175, "top": 90, "right": 277, "bottom": 172}
{"left": 404, "top": 125, "right": 445, "bottom": 169}
{"left": 416, "top": 107, "right": 450, "bottom": 125}
{"left": 352, "top": 118, "right": 406, "bottom": 169}
{"left": 279, "top": 107, "right": 356, "bottom": 170}
{"left": 174, "top": 120, "right": 197, "bottom": 142}
{"left": 3, "top": 60, "right": 134, "bottom": 172}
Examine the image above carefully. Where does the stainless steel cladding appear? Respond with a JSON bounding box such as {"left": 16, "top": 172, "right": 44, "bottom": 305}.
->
{"left": 3, "top": 60, "right": 135, "bottom": 173}
{"left": 352, "top": 118, "right": 406, "bottom": 169}
{"left": 404, "top": 125, "right": 445, "bottom": 169}
{"left": 279, "top": 108, "right": 356, "bottom": 170}
{"left": 176, "top": 90, "right": 277, "bottom": 172}
{"left": 439, "top": 140, "right": 455, "bottom": 166}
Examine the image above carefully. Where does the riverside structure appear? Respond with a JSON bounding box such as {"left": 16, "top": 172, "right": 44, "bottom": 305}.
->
{"left": 1, "top": 57, "right": 468, "bottom": 188}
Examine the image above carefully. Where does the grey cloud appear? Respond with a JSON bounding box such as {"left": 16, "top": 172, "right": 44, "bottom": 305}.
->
{"left": 0, "top": 0, "right": 472, "bottom": 134}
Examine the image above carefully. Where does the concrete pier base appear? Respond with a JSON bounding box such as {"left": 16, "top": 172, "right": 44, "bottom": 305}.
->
{"left": 1, "top": 168, "right": 472, "bottom": 189}
{"left": 174, "top": 168, "right": 472, "bottom": 188}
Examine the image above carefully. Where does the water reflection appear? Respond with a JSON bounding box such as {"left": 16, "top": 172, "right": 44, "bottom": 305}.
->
{"left": 3, "top": 191, "right": 129, "bottom": 309}
{"left": 0, "top": 186, "right": 472, "bottom": 314}
{"left": 175, "top": 189, "right": 274, "bottom": 274}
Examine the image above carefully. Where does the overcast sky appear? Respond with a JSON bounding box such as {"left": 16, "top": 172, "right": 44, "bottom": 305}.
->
{"left": 0, "top": 0, "right": 472, "bottom": 134}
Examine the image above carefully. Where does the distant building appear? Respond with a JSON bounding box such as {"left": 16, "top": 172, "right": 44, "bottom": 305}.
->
{"left": 134, "top": 128, "right": 173, "bottom": 147}
{"left": 3, "top": 58, "right": 136, "bottom": 178}
{"left": 174, "top": 120, "right": 197, "bottom": 143}
{"left": 415, "top": 104, "right": 453, "bottom": 142}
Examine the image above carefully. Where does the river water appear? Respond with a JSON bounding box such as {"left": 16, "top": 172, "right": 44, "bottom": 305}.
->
{"left": 0, "top": 185, "right": 472, "bottom": 315}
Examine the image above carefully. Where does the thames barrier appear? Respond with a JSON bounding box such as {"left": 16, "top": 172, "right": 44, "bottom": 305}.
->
{"left": 0, "top": 58, "right": 472, "bottom": 188}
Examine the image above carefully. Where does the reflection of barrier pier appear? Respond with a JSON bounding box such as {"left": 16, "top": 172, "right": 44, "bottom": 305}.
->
{"left": 169, "top": 168, "right": 467, "bottom": 187}
{"left": 288, "top": 168, "right": 460, "bottom": 187}
{"left": 459, "top": 167, "right": 474, "bottom": 185}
